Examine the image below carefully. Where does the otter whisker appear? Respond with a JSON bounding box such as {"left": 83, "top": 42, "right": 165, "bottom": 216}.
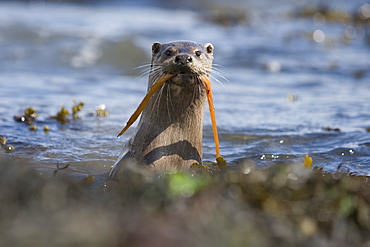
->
{"left": 135, "top": 68, "right": 164, "bottom": 84}
{"left": 151, "top": 79, "right": 166, "bottom": 117}
{"left": 133, "top": 63, "right": 155, "bottom": 79}
{"left": 209, "top": 73, "right": 228, "bottom": 93}
{"left": 133, "top": 64, "right": 152, "bottom": 72}
{"left": 211, "top": 67, "right": 229, "bottom": 83}
{"left": 135, "top": 69, "right": 153, "bottom": 81}
{"left": 211, "top": 64, "right": 227, "bottom": 74}
{"left": 149, "top": 70, "right": 163, "bottom": 86}
{"left": 212, "top": 63, "right": 225, "bottom": 68}
{"left": 165, "top": 83, "right": 174, "bottom": 122}
{"left": 192, "top": 76, "right": 201, "bottom": 104}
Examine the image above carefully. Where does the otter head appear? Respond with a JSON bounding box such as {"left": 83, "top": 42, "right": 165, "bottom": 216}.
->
{"left": 150, "top": 41, "right": 214, "bottom": 86}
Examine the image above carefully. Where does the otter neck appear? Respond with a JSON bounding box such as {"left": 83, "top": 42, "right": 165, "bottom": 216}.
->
{"left": 132, "top": 76, "right": 207, "bottom": 166}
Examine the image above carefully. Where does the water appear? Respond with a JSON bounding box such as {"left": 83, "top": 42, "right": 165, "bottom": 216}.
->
{"left": 0, "top": 0, "right": 369, "bottom": 178}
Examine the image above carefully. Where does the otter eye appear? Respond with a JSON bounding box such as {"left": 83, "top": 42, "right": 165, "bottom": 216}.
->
{"left": 195, "top": 50, "right": 202, "bottom": 57}
{"left": 165, "top": 50, "right": 172, "bottom": 56}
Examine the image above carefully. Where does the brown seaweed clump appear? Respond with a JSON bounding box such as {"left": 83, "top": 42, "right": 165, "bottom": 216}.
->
{"left": 94, "top": 104, "right": 109, "bottom": 117}
{"left": 49, "top": 105, "right": 70, "bottom": 124}
{"left": 0, "top": 155, "right": 370, "bottom": 247}
{"left": 13, "top": 107, "right": 38, "bottom": 125}
{"left": 204, "top": 7, "right": 250, "bottom": 27}
{"left": 49, "top": 100, "right": 84, "bottom": 124}
{"left": 0, "top": 136, "right": 15, "bottom": 153}
{"left": 72, "top": 100, "right": 85, "bottom": 119}
{"left": 292, "top": 4, "right": 370, "bottom": 24}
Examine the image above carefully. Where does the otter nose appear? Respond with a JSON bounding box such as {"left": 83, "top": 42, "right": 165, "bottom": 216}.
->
{"left": 175, "top": 54, "right": 193, "bottom": 64}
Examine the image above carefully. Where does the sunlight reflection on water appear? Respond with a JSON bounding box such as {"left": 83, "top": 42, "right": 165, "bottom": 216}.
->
{"left": 0, "top": 1, "right": 369, "bottom": 177}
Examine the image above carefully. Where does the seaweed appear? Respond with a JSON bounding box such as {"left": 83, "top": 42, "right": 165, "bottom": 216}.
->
{"left": 72, "top": 100, "right": 85, "bottom": 119}
{"left": 51, "top": 105, "right": 70, "bottom": 124}
{"left": 292, "top": 3, "right": 370, "bottom": 25}
{"left": 13, "top": 107, "right": 38, "bottom": 125}
{"left": 204, "top": 7, "right": 250, "bottom": 27}
{"left": 1, "top": 156, "right": 370, "bottom": 246}
{"left": 324, "top": 126, "right": 341, "bottom": 132}
{"left": 303, "top": 154, "right": 313, "bottom": 169}
{"left": 52, "top": 164, "right": 70, "bottom": 177}
{"left": 43, "top": 125, "right": 50, "bottom": 133}
{"left": 0, "top": 136, "right": 6, "bottom": 145}
{"left": 13, "top": 101, "right": 108, "bottom": 137}
{"left": 29, "top": 125, "right": 38, "bottom": 131}
{"left": 94, "top": 104, "right": 109, "bottom": 117}
{"left": 4, "top": 145, "right": 15, "bottom": 153}
{"left": 49, "top": 100, "right": 85, "bottom": 124}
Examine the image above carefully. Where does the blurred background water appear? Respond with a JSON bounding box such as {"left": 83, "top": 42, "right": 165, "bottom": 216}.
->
{"left": 0, "top": 0, "right": 369, "bottom": 178}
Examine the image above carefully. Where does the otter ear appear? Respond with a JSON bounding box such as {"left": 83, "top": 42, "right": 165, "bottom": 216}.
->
{"left": 204, "top": 43, "right": 213, "bottom": 54}
{"left": 152, "top": 42, "right": 162, "bottom": 55}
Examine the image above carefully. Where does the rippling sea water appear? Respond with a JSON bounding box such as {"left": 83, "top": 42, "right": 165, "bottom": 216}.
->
{"left": 0, "top": 0, "right": 369, "bottom": 178}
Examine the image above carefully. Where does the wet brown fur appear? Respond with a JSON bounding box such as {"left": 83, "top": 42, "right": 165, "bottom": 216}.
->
{"left": 109, "top": 41, "right": 214, "bottom": 180}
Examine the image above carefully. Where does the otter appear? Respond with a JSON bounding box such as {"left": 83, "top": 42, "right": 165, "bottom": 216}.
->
{"left": 109, "top": 41, "right": 214, "bottom": 180}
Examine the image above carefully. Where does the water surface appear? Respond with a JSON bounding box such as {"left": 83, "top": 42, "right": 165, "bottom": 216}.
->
{"left": 0, "top": 1, "right": 369, "bottom": 178}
